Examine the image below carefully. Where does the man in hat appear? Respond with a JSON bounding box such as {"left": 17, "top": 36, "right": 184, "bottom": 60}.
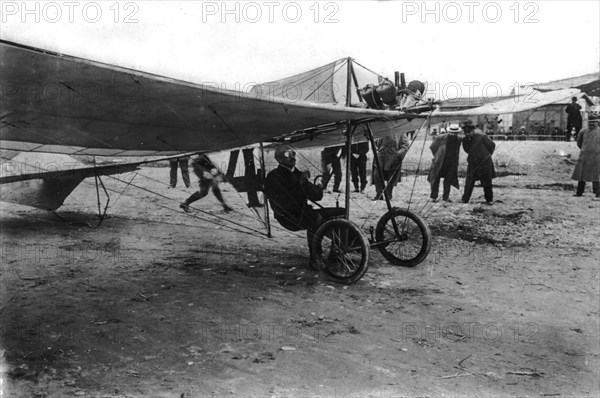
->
{"left": 571, "top": 113, "right": 600, "bottom": 197}
{"left": 264, "top": 144, "right": 344, "bottom": 265}
{"left": 460, "top": 120, "right": 496, "bottom": 205}
{"left": 180, "top": 154, "right": 233, "bottom": 213}
{"left": 565, "top": 96, "right": 583, "bottom": 141}
{"left": 428, "top": 123, "right": 463, "bottom": 202}
{"left": 372, "top": 132, "right": 410, "bottom": 201}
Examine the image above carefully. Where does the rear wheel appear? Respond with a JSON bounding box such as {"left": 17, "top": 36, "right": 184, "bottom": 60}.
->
{"left": 375, "top": 207, "right": 431, "bottom": 267}
{"left": 312, "top": 219, "right": 369, "bottom": 285}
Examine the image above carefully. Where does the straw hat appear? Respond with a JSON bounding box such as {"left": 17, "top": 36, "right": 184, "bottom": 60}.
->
{"left": 447, "top": 123, "right": 462, "bottom": 133}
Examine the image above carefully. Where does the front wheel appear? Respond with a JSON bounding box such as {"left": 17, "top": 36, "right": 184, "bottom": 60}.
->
{"left": 375, "top": 207, "right": 431, "bottom": 267}
{"left": 312, "top": 219, "right": 370, "bottom": 285}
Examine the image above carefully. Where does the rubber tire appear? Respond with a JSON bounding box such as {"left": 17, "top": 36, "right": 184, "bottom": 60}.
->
{"left": 313, "top": 175, "right": 324, "bottom": 186}
{"left": 375, "top": 207, "right": 431, "bottom": 267}
{"left": 312, "top": 219, "right": 370, "bottom": 285}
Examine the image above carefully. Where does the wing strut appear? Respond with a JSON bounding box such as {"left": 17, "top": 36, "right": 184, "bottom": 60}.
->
{"left": 259, "top": 142, "right": 272, "bottom": 238}
{"left": 344, "top": 122, "right": 358, "bottom": 219}
{"left": 346, "top": 58, "right": 353, "bottom": 107}
{"left": 92, "top": 157, "right": 111, "bottom": 227}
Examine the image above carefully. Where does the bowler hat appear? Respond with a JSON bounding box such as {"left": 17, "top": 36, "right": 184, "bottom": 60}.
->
{"left": 461, "top": 120, "right": 475, "bottom": 129}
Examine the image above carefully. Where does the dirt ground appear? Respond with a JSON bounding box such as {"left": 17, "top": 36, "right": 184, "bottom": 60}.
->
{"left": 1, "top": 139, "right": 599, "bottom": 397}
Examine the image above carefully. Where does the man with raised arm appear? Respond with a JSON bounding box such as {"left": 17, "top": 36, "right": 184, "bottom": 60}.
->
{"left": 180, "top": 154, "right": 233, "bottom": 213}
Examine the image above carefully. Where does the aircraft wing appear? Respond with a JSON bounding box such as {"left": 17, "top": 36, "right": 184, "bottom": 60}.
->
{"left": 0, "top": 152, "right": 189, "bottom": 210}
{"left": 430, "top": 88, "right": 581, "bottom": 119}
{"left": 0, "top": 40, "right": 417, "bottom": 157}
{"left": 265, "top": 88, "right": 581, "bottom": 148}
{"left": 1, "top": 39, "right": 583, "bottom": 156}
{"left": 0, "top": 161, "right": 141, "bottom": 184}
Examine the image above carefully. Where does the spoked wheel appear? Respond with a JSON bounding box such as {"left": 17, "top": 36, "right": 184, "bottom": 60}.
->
{"left": 312, "top": 219, "right": 370, "bottom": 285}
{"left": 313, "top": 175, "right": 324, "bottom": 186}
{"left": 375, "top": 207, "right": 431, "bottom": 267}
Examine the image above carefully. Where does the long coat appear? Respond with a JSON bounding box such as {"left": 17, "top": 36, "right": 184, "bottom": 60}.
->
{"left": 462, "top": 132, "right": 496, "bottom": 185}
{"left": 566, "top": 102, "right": 583, "bottom": 127}
{"left": 372, "top": 133, "right": 410, "bottom": 185}
{"left": 571, "top": 126, "right": 600, "bottom": 182}
{"left": 427, "top": 133, "right": 462, "bottom": 189}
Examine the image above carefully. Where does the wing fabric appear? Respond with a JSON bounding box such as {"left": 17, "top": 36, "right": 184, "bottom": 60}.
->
{"left": 530, "top": 72, "right": 599, "bottom": 96}
{"left": 1, "top": 176, "right": 85, "bottom": 210}
{"left": 1, "top": 40, "right": 586, "bottom": 156}
{"left": 0, "top": 41, "right": 406, "bottom": 157}
{"left": 0, "top": 162, "right": 141, "bottom": 211}
{"left": 0, "top": 151, "right": 194, "bottom": 210}
{"left": 431, "top": 88, "right": 581, "bottom": 119}
{"left": 250, "top": 59, "right": 342, "bottom": 104}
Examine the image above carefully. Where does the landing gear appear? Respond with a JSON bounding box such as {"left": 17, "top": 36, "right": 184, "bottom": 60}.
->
{"left": 375, "top": 207, "right": 431, "bottom": 267}
{"left": 312, "top": 219, "right": 370, "bottom": 285}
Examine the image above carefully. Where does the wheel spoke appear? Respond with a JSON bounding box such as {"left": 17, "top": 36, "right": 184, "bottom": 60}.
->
{"left": 382, "top": 215, "right": 423, "bottom": 259}
{"left": 375, "top": 208, "right": 431, "bottom": 267}
{"left": 313, "top": 219, "right": 370, "bottom": 284}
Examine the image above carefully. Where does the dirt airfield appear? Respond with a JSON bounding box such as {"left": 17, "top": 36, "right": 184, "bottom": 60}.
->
{"left": 1, "top": 139, "right": 599, "bottom": 397}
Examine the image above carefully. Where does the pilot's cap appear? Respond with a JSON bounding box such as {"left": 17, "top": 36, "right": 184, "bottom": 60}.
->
{"left": 274, "top": 144, "right": 296, "bottom": 163}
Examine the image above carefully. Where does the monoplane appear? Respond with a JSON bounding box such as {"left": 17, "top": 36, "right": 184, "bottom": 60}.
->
{"left": 0, "top": 39, "right": 581, "bottom": 284}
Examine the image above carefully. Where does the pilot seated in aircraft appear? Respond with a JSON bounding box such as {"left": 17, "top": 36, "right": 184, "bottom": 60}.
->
{"left": 264, "top": 144, "right": 345, "bottom": 266}
{"left": 180, "top": 154, "right": 233, "bottom": 213}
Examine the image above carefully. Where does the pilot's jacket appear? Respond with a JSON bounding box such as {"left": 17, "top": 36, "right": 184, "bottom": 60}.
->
{"left": 264, "top": 165, "right": 323, "bottom": 223}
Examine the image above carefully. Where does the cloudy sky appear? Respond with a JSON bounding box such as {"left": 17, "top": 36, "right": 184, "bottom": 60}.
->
{"left": 2, "top": 0, "right": 599, "bottom": 99}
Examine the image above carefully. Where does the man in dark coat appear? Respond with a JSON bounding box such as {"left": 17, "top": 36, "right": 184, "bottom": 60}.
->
{"left": 460, "top": 120, "right": 496, "bottom": 205}
{"left": 372, "top": 133, "right": 410, "bottom": 200}
{"left": 565, "top": 96, "right": 582, "bottom": 141}
{"left": 349, "top": 141, "right": 369, "bottom": 193}
{"left": 572, "top": 113, "right": 600, "bottom": 197}
{"left": 320, "top": 145, "right": 344, "bottom": 193}
{"left": 264, "top": 145, "right": 344, "bottom": 265}
{"left": 428, "top": 123, "right": 463, "bottom": 202}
